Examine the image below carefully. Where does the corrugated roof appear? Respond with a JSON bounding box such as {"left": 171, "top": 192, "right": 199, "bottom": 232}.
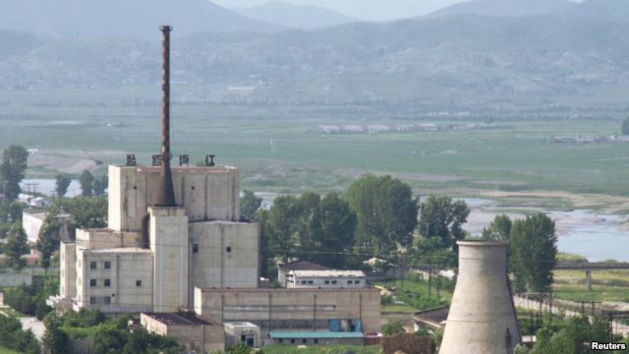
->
{"left": 270, "top": 331, "right": 364, "bottom": 339}
{"left": 291, "top": 270, "right": 366, "bottom": 278}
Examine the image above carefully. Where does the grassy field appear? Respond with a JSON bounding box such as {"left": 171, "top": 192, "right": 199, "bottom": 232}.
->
{"left": 2, "top": 88, "right": 629, "bottom": 196}
{"left": 0, "top": 347, "right": 17, "bottom": 354}
{"left": 553, "top": 269, "right": 629, "bottom": 303}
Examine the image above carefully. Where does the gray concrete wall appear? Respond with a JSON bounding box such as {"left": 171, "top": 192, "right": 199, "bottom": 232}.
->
{"left": 439, "top": 241, "right": 520, "bottom": 354}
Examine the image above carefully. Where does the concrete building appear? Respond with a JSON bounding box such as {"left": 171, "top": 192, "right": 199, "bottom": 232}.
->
{"left": 285, "top": 270, "right": 367, "bottom": 289}
{"left": 194, "top": 287, "right": 381, "bottom": 338}
{"left": 141, "top": 312, "right": 225, "bottom": 353}
{"left": 48, "top": 165, "right": 260, "bottom": 314}
{"left": 278, "top": 261, "right": 366, "bottom": 289}
{"left": 439, "top": 241, "right": 521, "bottom": 354}
{"left": 22, "top": 209, "right": 71, "bottom": 243}
{"left": 224, "top": 322, "right": 261, "bottom": 348}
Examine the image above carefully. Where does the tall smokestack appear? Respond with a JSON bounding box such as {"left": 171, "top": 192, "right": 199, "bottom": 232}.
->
{"left": 155, "top": 25, "right": 177, "bottom": 207}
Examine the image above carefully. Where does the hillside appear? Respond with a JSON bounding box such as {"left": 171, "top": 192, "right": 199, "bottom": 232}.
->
{"left": 0, "top": 0, "right": 283, "bottom": 39}
{"left": 430, "top": 0, "right": 575, "bottom": 17}
{"left": 1, "top": 1, "right": 629, "bottom": 114}
{"left": 233, "top": 1, "right": 356, "bottom": 29}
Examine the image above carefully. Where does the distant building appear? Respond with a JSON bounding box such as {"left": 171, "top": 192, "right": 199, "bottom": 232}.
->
{"left": 278, "top": 260, "right": 366, "bottom": 289}
{"left": 22, "top": 209, "right": 70, "bottom": 243}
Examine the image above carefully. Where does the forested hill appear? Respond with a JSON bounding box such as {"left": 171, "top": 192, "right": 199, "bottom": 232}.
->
{"left": 1, "top": 0, "right": 629, "bottom": 114}
{"left": 0, "top": 0, "right": 283, "bottom": 39}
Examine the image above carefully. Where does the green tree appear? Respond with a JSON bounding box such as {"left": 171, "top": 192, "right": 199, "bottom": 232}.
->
{"left": 0, "top": 145, "right": 28, "bottom": 201}
{"left": 37, "top": 208, "right": 63, "bottom": 270}
{"left": 510, "top": 213, "right": 557, "bottom": 293}
{"left": 42, "top": 312, "right": 70, "bottom": 354}
{"left": 418, "top": 195, "right": 470, "bottom": 250}
{"left": 622, "top": 116, "right": 629, "bottom": 135}
{"left": 79, "top": 169, "right": 95, "bottom": 197}
{"left": 57, "top": 196, "right": 107, "bottom": 231}
{"left": 530, "top": 316, "right": 610, "bottom": 354}
{"left": 93, "top": 175, "right": 108, "bottom": 197}
{"left": 481, "top": 214, "right": 512, "bottom": 240}
{"left": 240, "top": 190, "right": 262, "bottom": 220}
{"left": 260, "top": 195, "right": 301, "bottom": 263}
{"left": 5, "top": 223, "right": 29, "bottom": 271}
{"left": 308, "top": 192, "right": 357, "bottom": 268}
{"left": 347, "top": 175, "right": 419, "bottom": 254}
{"left": 55, "top": 174, "right": 72, "bottom": 198}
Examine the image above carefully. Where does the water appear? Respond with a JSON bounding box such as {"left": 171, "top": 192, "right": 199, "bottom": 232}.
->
{"left": 20, "top": 179, "right": 82, "bottom": 197}
{"left": 462, "top": 198, "right": 629, "bottom": 262}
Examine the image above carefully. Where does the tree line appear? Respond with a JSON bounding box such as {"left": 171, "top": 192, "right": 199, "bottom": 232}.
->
{"left": 244, "top": 174, "right": 558, "bottom": 295}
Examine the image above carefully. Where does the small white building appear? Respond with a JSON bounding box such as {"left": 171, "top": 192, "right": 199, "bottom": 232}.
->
{"left": 22, "top": 209, "right": 71, "bottom": 243}
{"left": 285, "top": 270, "right": 367, "bottom": 289}
{"left": 224, "top": 322, "right": 260, "bottom": 348}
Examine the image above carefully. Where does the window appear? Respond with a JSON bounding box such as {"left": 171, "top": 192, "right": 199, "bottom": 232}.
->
{"left": 90, "top": 297, "right": 96, "bottom": 304}
{"left": 301, "top": 280, "right": 307, "bottom": 284}
{"left": 90, "top": 261, "right": 97, "bottom": 270}
{"left": 104, "top": 279, "right": 111, "bottom": 287}
{"left": 226, "top": 246, "right": 232, "bottom": 253}
{"left": 136, "top": 280, "right": 142, "bottom": 287}
{"left": 104, "top": 261, "right": 111, "bottom": 269}
{"left": 302, "top": 339, "right": 307, "bottom": 344}
{"left": 290, "top": 339, "right": 295, "bottom": 344}
{"left": 104, "top": 297, "right": 111, "bottom": 305}
{"left": 90, "top": 279, "right": 97, "bottom": 287}
{"left": 347, "top": 280, "right": 353, "bottom": 284}
{"left": 314, "top": 339, "right": 319, "bottom": 344}
{"left": 355, "top": 280, "right": 360, "bottom": 284}
{"left": 331, "top": 280, "right": 337, "bottom": 284}
{"left": 307, "top": 280, "right": 314, "bottom": 284}
{"left": 192, "top": 244, "right": 199, "bottom": 253}
{"left": 324, "top": 280, "right": 330, "bottom": 284}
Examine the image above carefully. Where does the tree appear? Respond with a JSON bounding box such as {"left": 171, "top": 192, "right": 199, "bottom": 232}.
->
{"left": 260, "top": 195, "right": 301, "bottom": 264}
{"left": 55, "top": 174, "right": 72, "bottom": 198}
{"left": 37, "top": 208, "right": 63, "bottom": 270}
{"left": 530, "top": 316, "right": 610, "bottom": 354}
{"left": 418, "top": 195, "right": 470, "bottom": 250}
{"left": 0, "top": 145, "right": 28, "bottom": 201}
{"left": 240, "top": 190, "right": 262, "bottom": 220}
{"left": 482, "top": 214, "right": 512, "bottom": 240}
{"left": 4, "top": 223, "right": 29, "bottom": 272}
{"left": 347, "top": 175, "right": 419, "bottom": 254}
{"left": 308, "top": 193, "right": 357, "bottom": 268}
{"left": 93, "top": 175, "right": 108, "bottom": 197}
{"left": 79, "top": 169, "right": 95, "bottom": 197}
{"left": 510, "top": 213, "right": 557, "bottom": 293}
{"left": 622, "top": 116, "right": 629, "bottom": 135}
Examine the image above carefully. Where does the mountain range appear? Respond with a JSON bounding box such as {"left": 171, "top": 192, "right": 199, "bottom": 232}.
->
{"left": 1, "top": 0, "right": 629, "bottom": 114}
{"left": 232, "top": 1, "right": 356, "bottom": 29}
{"left": 0, "top": 0, "right": 283, "bottom": 39}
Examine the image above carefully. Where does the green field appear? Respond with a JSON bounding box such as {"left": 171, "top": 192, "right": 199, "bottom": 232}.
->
{"left": 0, "top": 346, "right": 18, "bottom": 354}
{"left": 4, "top": 88, "right": 629, "bottom": 196}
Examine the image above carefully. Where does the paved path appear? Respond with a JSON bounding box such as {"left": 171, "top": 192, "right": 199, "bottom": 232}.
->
{"left": 19, "top": 317, "right": 45, "bottom": 341}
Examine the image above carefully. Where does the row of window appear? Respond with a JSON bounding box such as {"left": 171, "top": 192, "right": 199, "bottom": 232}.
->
{"left": 89, "top": 279, "right": 142, "bottom": 287}
{"left": 192, "top": 245, "right": 232, "bottom": 253}
{"left": 298, "top": 280, "right": 361, "bottom": 285}
{"left": 90, "top": 261, "right": 111, "bottom": 270}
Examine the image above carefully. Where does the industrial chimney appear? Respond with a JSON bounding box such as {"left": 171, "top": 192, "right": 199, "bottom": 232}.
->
{"left": 439, "top": 241, "right": 521, "bottom": 354}
{"left": 155, "top": 25, "right": 177, "bottom": 207}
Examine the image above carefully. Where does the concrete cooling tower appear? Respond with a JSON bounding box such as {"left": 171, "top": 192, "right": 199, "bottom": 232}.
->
{"left": 439, "top": 241, "right": 521, "bottom": 354}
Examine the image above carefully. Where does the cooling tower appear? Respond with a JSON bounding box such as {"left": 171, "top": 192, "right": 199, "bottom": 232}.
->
{"left": 439, "top": 241, "right": 521, "bottom": 354}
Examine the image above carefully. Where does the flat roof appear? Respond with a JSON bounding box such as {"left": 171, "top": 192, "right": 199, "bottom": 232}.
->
{"left": 291, "top": 270, "right": 365, "bottom": 278}
{"left": 270, "top": 331, "right": 364, "bottom": 339}
{"left": 280, "top": 261, "right": 331, "bottom": 271}
{"left": 143, "top": 312, "right": 215, "bottom": 326}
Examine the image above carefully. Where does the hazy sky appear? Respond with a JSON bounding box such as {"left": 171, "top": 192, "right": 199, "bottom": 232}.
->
{"left": 212, "top": 0, "right": 470, "bottom": 21}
